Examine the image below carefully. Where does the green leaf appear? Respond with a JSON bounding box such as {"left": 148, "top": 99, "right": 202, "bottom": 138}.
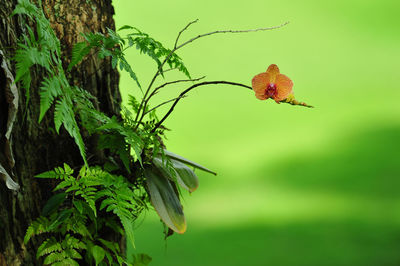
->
{"left": 68, "top": 41, "right": 92, "bottom": 70}
{"left": 53, "top": 98, "right": 87, "bottom": 165}
{"left": 133, "top": 253, "right": 152, "bottom": 266}
{"left": 48, "top": 209, "right": 73, "bottom": 231}
{"left": 91, "top": 245, "right": 105, "bottom": 266}
{"left": 52, "top": 259, "right": 79, "bottom": 266}
{"left": 42, "top": 193, "right": 67, "bottom": 216}
{"left": 171, "top": 159, "right": 199, "bottom": 192}
{"left": 153, "top": 157, "right": 199, "bottom": 192}
{"left": 35, "top": 170, "right": 58, "bottom": 179}
{"left": 43, "top": 252, "right": 66, "bottom": 265}
{"left": 36, "top": 237, "right": 60, "bottom": 258}
{"left": 145, "top": 167, "right": 186, "bottom": 234}
{"left": 118, "top": 25, "right": 134, "bottom": 31}
{"left": 120, "top": 216, "right": 136, "bottom": 249}
{"left": 72, "top": 200, "right": 84, "bottom": 214}
{"left": 164, "top": 149, "right": 216, "bottom": 175}
{"left": 38, "top": 75, "right": 63, "bottom": 122}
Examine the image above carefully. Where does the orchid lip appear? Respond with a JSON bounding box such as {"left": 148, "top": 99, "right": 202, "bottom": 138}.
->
{"left": 266, "top": 83, "right": 277, "bottom": 98}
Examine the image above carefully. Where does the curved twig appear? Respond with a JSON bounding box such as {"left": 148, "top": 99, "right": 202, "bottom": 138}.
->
{"left": 174, "top": 19, "right": 199, "bottom": 49}
{"left": 151, "top": 81, "right": 252, "bottom": 133}
{"left": 175, "top": 21, "right": 290, "bottom": 51}
{"left": 144, "top": 95, "right": 187, "bottom": 115}
{"left": 135, "top": 76, "right": 205, "bottom": 127}
{"left": 134, "top": 21, "right": 290, "bottom": 123}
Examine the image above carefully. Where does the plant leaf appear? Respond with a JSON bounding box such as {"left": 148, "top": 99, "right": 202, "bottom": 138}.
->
{"left": 164, "top": 149, "right": 216, "bottom": 175}
{"left": 132, "top": 253, "right": 152, "bottom": 266}
{"left": 153, "top": 157, "right": 199, "bottom": 193}
{"left": 48, "top": 209, "right": 73, "bottom": 231}
{"left": 42, "top": 193, "right": 67, "bottom": 216}
{"left": 170, "top": 159, "right": 199, "bottom": 193}
{"left": 145, "top": 167, "right": 186, "bottom": 234}
{"left": 91, "top": 245, "right": 105, "bottom": 266}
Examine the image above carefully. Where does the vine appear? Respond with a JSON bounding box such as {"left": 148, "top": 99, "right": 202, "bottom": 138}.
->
{"left": 10, "top": 0, "right": 312, "bottom": 265}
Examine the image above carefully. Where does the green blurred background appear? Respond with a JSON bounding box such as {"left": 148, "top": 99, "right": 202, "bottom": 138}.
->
{"left": 113, "top": 0, "right": 400, "bottom": 265}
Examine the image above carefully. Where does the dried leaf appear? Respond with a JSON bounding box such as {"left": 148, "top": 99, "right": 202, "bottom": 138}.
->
{"left": 0, "top": 164, "right": 20, "bottom": 190}
{"left": 0, "top": 50, "right": 20, "bottom": 190}
{"left": 0, "top": 50, "right": 19, "bottom": 141}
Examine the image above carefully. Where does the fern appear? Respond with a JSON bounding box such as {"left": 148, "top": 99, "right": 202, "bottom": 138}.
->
{"left": 41, "top": 235, "right": 84, "bottom": 265}
{"left": 97, "top": 116, "right": 144, "bottom": 166}
{"left": 35, "top": 163, "right": 74, "bottom": 180}
{"left": 93, "top": 169, "right": 146, "bottom": 249}
{"left": 68, "top": 26, "right": 192, "bottom": 92}
{"left": 13, "top": 0, "right": 90, "bottom": 165}
{"left": 26, "top": 164, "right": 147, "bottom": 265}
{"left": 53, "top": 97, "right": 87, "bottom": 165}
{"left": 123, "top": 27, "right": 191, "bottom": 78}
{"left": 37, "top": 237, "right": 63, "bottom": 259}
{"left": 38, "top": 75, "right": 63, "bottom": 122}
{"left": 24, "top": 216, "right": 52, "bottom": 244}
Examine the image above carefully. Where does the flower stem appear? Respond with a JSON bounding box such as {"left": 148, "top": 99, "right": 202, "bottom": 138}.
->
{"left": 150, "top": 81, "right": 252, "bottom": 133}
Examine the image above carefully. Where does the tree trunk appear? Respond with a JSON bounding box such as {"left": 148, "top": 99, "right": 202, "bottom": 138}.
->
{"left": 0, "top": 1, "right": 120, "bottom": 265}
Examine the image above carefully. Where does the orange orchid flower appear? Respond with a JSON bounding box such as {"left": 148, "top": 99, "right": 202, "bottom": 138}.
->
{"left": 251, "top": 64, "right": 293, "bottom": 103}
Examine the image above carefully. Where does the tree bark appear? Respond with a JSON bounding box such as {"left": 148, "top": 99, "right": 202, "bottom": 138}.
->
{"left": 0, "top": 1, "right": 120, "bottom": 265}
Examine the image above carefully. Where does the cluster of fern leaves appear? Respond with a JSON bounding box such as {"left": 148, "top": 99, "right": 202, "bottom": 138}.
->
{"left": 25, "top": 164, "right": 149, "bottom": 265}
{"left": 13, "top": 0, "right": 209, "bottom": 265}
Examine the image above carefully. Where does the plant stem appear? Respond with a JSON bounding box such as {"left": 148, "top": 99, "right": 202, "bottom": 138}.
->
{"left": 174, "top": 19, "right": 199, "bottom": 49}
{"left": 134, "top": 21, "right": 289, "bottom": 124}
{"left": 150, "top": 81, "right": 252, "bottom": 133}
{"left": 135, "top": 76, "right": 205, "bottom": 127}
{"left": 144, "top": 95, "right": 187, "bottom": 116}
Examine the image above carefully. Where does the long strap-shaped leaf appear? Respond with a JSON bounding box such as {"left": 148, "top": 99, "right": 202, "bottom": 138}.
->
{"left": 153, "top": 157, "right": 199, "bottom": 193}
{"left": 163, "top": 149, "right": 216, "bottom": 175}
{"left": 145, "top": 167, "right": 186, "bottom": 234}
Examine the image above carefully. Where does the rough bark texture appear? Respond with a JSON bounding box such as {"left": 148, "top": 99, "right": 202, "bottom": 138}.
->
{"left": 0, "top": 0, "right": 120, "bottom": 265}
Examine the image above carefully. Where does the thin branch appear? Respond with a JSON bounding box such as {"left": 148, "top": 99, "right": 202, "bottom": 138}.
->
{"left": 162, "top": 67, "right": 178, "bottom": 74}
{"left": 135, "top": 76, "right": 205, "bottom": 127}
{"left": 174, "top": 19, "right": 199, "bottom": 49}
{"left": 135, "top": 21, "right": 289, "bottom": 123}
{"left": 148, "top": 76, "right": 205, "bottom": 99}
{"left": 151, "top": 81, "right": 252, "bottom": 133}
{"left": 144, "top": 95, "right": 188, "bottom": 115}
{"left": 175, "top": 21, "right": 290, "bottom": 51}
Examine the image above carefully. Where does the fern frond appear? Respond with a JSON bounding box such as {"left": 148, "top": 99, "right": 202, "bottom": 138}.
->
{"left": 37, "top": 237, "right": 62, "bottom": 259}
{"left": 12, "top": 0, "right": 39, "bottom": 18}
{"left": 37, "top": 235, "right": 84, "bottom": 264}
{"left": 68, "top": 42, "right": 93, "bottom": 70}
{"left": 54, "top": 98, "right": 87, "bottom": 165}
{"left": 39, "top": 75, "right": 63, "bottom": 122}
{"left": 14, "top": 43, "right": 50, "bottom": 89}
{"left": 43, "top": 251, "right": 68, "bottom": 265}
{"left": 63, "top": 215, "right": 91, "bottom": 238}
{"left": 124, "top": 28, "right": 191, "bottom": 78}
{"left": 51, "top": 259, "right": 80, "bottom": 266}
{"left": 35, "top": 164, "right": 74, "bottom": 179}
{"left": 95, "top": 174, "right": 146, "bottom": 249}
{"left": 63, "top": 234, "right": 86, "bottom": 251}
{"left": 24, "top": 216, "right": 51, "bottom": 244}
{"left": 118, "top": 56, "right": 141, "bottom": 88}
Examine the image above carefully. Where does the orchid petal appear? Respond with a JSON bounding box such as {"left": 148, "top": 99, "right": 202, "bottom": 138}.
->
{"left": 251, "top": 72, "right": 270, "bottom": 100}
{"left": 274, "top": 74, "right": 293, "bottom": 102}
{"left": 266, "top": 64, "right": 280, "bottom": 83}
